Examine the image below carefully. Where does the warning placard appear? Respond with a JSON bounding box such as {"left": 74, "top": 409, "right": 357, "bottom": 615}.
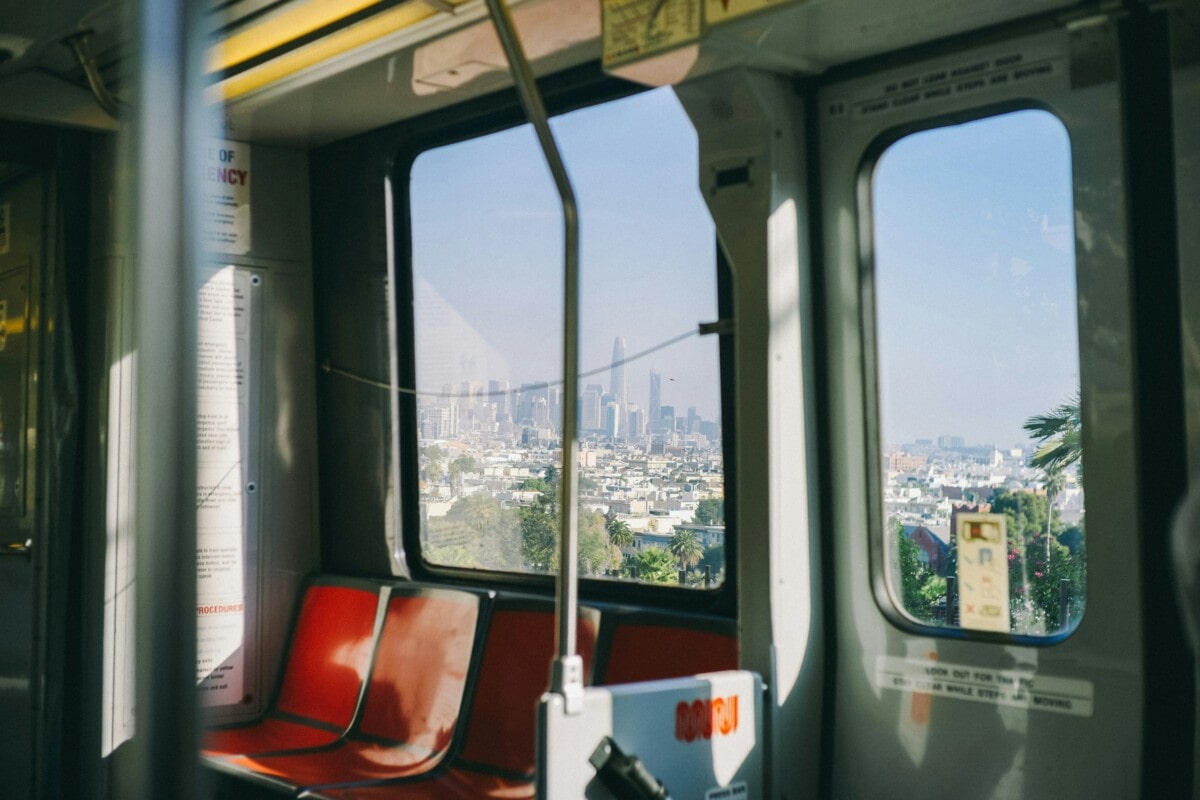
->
{"left": 956, "top": 512, "right": 1011, "bottom": 633}
{"left": 195, "top": 265, "right": 254, "bottom": 706}
{"left": 602, "top": 0, "right": 702, "bottom": 66}
{"left": 875, "top": 655, "right": 1094, "bottom": 717}
{"left": 202, "top": 140, "right": 251, "bottom": 255}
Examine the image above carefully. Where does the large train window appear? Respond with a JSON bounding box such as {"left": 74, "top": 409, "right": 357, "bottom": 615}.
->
{"left": 408, "top": 87, "right": 725, "bottom": 589}
{"left": 868, "top": 108, "right": 1085, "bottom": 638}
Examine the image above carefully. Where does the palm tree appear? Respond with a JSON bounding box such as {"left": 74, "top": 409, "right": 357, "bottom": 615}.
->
{"left": 461, "top": 494, "right": 501, "bottom": 532}
{"left": 1023, "top": 392, "right": 1082, "bottom": 473}
{"left": 633, "top": 547, "right": 678, "bottom": 584}
{"left": 606, "top": 517, "right": 634, "bottom": 549}
{"left": 668, "top": 529, "right": 704, "bottom": 570}
{"left": 1042, "top": 467, "right": 1065, "bottom": 562}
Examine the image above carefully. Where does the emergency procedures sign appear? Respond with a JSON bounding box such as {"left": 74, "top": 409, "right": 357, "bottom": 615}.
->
{"left": 203, "top": 140, "right": 251, "bottom": 255}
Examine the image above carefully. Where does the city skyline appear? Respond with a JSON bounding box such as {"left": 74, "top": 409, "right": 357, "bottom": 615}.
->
{"left": 417, "top": 334, "right": 720, "bottom": 443}
{"left": 410, "top": 87, "right": 721, "bottom": 422}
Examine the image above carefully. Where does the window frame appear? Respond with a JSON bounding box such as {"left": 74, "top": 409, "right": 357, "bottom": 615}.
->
{"left": 858, "top": 100, "right": 1085, "bottom": 645}
{"left": 392, "top": 64, "right": 736, "bottom": 616}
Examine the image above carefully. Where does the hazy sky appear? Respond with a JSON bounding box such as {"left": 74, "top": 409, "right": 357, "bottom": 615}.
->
{"left": 873, "top": 108, "right": 1079, "bottom": 449}
{"left": 411, "top": 87, "right": 721, "bottom": 420}
{"left": 411, "top": 92, "right": 1081, "bottom": 447}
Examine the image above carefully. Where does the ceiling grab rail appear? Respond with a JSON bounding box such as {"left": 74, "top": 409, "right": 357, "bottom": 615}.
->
{"left": 483, "top": 0, "right": 585, "bottom": 714}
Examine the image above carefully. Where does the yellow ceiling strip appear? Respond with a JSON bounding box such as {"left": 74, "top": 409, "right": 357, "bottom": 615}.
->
{"left": 211, "top": 1, "right": 439, "bottom": 101}
{"left": 209, "top": 0, "right": 388, "bottom": 74}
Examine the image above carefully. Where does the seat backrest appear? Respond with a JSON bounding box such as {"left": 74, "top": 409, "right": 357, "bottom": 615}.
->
{"left": 456, "top": 598, "right": 599, "bottom": 776}
{"left": 596, "top": 612, "right": 737, "bottom": 685}
{"left": 356, "top": 587, "right": 482, "bottom": 759}
{"left": 273, "top": 582, "right": 382, "bottom": 729}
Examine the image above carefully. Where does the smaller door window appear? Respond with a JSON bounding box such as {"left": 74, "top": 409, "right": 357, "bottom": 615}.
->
{"left": 868, "top": 108, "right": 1085, "bottom": 638}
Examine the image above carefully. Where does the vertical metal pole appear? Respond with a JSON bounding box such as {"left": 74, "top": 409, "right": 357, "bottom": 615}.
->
{"left": 484, "top": 0, "right": 584, "bottom": 712}
{"left": 121, "top": 0, "right": 210, "bottom": 793}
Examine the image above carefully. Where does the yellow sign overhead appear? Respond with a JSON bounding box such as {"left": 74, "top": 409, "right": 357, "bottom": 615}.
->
{"left": 956, "top": 512, "right": 1011, "bottom": 633}
{"left": 602, "top": 0, "right": 702, "bottom": 67}
{"left": 704, "top": 0, "right": 801, "bottom": 27}
{"left": 603, "top": 0, "right": 805, "bottom": 69}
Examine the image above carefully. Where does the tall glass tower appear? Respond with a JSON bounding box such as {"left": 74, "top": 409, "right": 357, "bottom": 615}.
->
{"left": 610, "top": 337, "right": 627, "bottom": 407}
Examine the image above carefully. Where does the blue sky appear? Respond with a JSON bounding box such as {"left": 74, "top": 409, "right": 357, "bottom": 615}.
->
{"left": 872, "top": 109, "right": 1079, "bottom": 449}
{"left": 411, "top": 87, "right": 721, "bottom": 420}
{"left": 411, "top": 93, "right": 1080, "bottom": 448}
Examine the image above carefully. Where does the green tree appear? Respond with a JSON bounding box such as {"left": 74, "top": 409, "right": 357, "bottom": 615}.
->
{"left": 421, "top": 445, "right": 446, "bottom": 482}
{"left": 448, "top": 493, "right": 502, "bottom": 532}
{"left": 520, "top": 499, "right": 557, "bottom": 571}
{"left": 669, "top": 529, "right": 705, "bottom": 570}
{"left": 1023, "top": 392, "right": 1082, "bottom": 473}
{"left": 920, "top": 575, "right": 947, "bottom": 607}
{"left": 578, "top": 510, "right": 620, "bottom": 575}
{"left": 892, "top": 519, "right": 933, "bottom": 621}
{"left": 1041, "top": 467, "right": 1065, "bottom": 561}
{"left": 1058, "top": 521, "right": 1084, "bottom": 556}
{"left": 990, "top": 489, "right": 1083, "bottom": 632}
{"left": 694, "top": 498, "right": 724, "bottom": 525}
{"left": 448, "top": 454, "right": 477, "bottom": 487}
{"left": 699, "top": 542, "right": 724, "bottom": 578}
{"left": 520, "top": 500, "right": 621, "bottom": 575}
{"left": 606, "top": 517, "right": 634, "bottom": 549}
{"left": 440, "top": 494, "right": 523, "bottom": 570}
{"left": 631, "top": 547, "right": 679, "bottom": 584}
{"left": 519, "top": 477, "right": 550, "bottom": 494}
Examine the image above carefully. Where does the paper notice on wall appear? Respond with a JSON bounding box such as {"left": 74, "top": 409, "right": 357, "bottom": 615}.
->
{"left": 602, "top": 0, "right": 702, "bottom": 66}
{"left": 202, "top": 140, "right": 251, "bottom": 255}
{"left": 956, "top": 512, "right": 1011, "bottom": 633}
{"left": 196, "top": 266, "right": 252, "bottom": 705}
{"left": 197, "top": 598, "right": 245, "bottom": 703}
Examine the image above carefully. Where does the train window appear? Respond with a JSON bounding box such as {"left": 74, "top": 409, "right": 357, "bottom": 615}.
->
{"left": 409, "top": 87, "right": 725, "bottom": 589}
{"left": 868, "top": 108, "right": 1085, "bottom": 637}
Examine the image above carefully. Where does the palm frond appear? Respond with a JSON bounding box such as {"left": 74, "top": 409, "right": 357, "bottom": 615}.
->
{"left": 1024, "top": 391, "right": 1082, "bottom": 472}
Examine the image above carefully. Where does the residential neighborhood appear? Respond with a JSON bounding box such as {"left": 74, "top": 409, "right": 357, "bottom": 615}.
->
{"left": 413, "top": 337, "right": 726, "bottom": 587}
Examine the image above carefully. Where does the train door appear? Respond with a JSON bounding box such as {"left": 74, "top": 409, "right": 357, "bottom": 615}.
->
{"left": 817, "top": 12, "right": 1190, "bottom": 799}
{"left": 0, "top": 129, "right": 85, "bottom": 799}
{"left": 0, "top": 162, "right": 42, "bottom": 800}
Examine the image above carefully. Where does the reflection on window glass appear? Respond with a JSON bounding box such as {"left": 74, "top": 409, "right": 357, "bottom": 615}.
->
{"left": 872, "top": 109, "right": 1085, "bottom": 636}
{"left": 410, "top": 88, "right": 724, "bottom": 588}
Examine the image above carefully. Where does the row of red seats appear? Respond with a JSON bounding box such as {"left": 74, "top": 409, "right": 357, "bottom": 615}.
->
{"left": 202, "top": 576, "right": 736, "bottom": 798}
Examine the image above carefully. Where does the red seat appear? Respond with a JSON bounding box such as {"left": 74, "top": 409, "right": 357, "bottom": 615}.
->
{"left": 225, "top": 587, "right": 481, "bottom": 788}
{"left": 203, "top": 582, "right": 382, "bottom": 757}
{"left": 597, "top": 613, "right": 737, "bottom": 685}
{"left": 457, "top": 603, "right": 598, "bottom": 776}
{"left": 302, "top": 598, "right": 598, "bottom": 800}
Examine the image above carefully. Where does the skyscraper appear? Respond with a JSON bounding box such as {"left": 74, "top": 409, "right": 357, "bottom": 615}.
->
{"left": 649, "top": 369, "right": 661, "bottom": 432}
{"left": 488, "top": 379, "right": 510, "bottom": 421}
{"left": 610, "top": 337, "right": 627, "bottom": 408}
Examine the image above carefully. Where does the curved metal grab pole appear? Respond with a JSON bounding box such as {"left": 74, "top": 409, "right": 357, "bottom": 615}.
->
{"left": 484, "top": 0, "right": 584, "bottom": 712}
